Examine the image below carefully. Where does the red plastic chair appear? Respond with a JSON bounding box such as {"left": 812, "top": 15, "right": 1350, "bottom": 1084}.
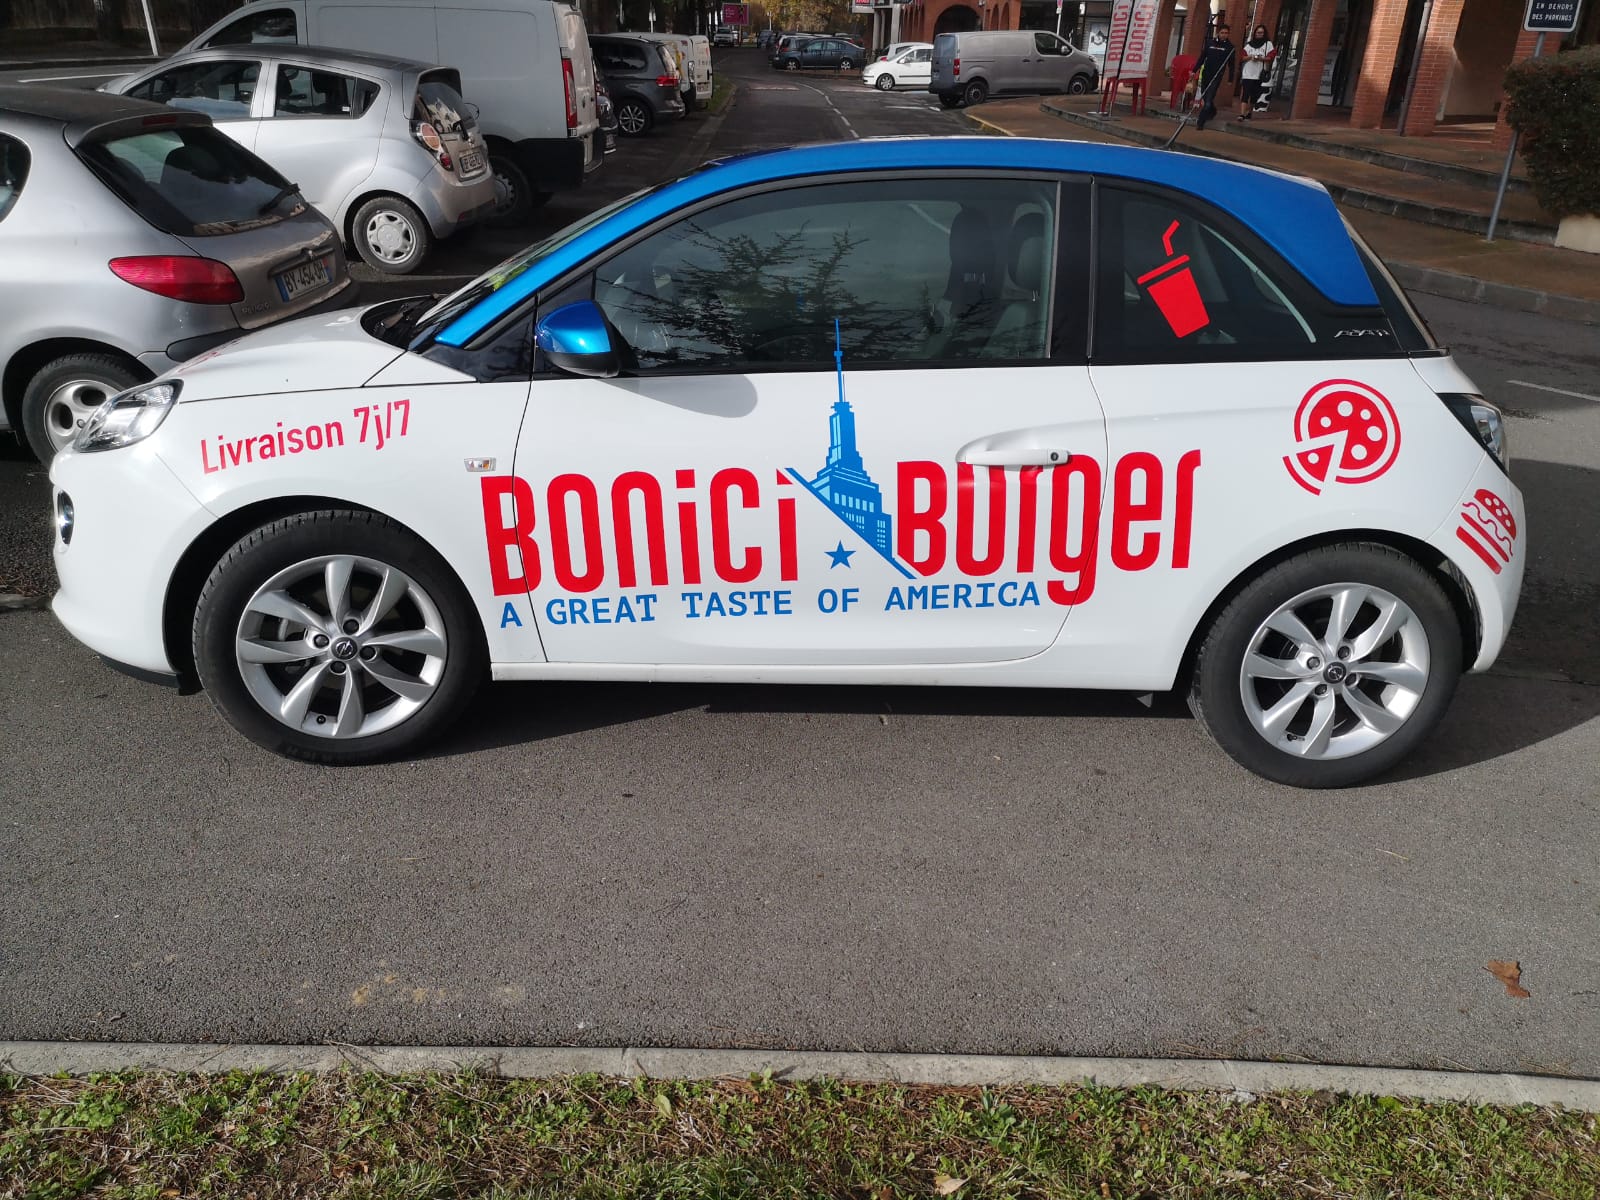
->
{"left": 1167, "top": 53, "right": 1195, "bottom": 111}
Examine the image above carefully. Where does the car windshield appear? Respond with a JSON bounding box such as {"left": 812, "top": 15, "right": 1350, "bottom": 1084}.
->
{"left": 77, "top": 124, "right": 294, "bottom": 237}
{"left": 413, "top": 185, "right": 652, "bottom": 338}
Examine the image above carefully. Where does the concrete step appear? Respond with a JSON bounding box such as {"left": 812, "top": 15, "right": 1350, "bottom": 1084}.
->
{"left": 1041, "top": 101, "right": 1557, "bottom": 246}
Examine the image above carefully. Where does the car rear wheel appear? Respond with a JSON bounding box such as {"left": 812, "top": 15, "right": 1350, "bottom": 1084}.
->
{"left": 21, "top": 352, "right": 145, "bottom": 464}
{"left": 963, "top": 79, "right": 989, "bottom": 105}
{"left": 939, "top": 93, "right": 963, "bottom": 108}
{"left": 193, "top": 510, "right": 485, "bottom": 765}
{"left": 1068, "top": 73, "right": 1093, "bottom": 94}
{"left": 487, "top": 151, "right": 534, "bottom": 227}
{"left": 840, "top": 57, "right": 854, "bottom": 69}
{"left": 1188, "top": 543, "right": 1463, "bottom": 788}
{"left": 351, "top": 195, "right": 432, "bottom": 275}
{"left": 875, "top": 71, "right": 895, "bottom": 90}
{"left": 784, "top": 58, "right": 800, "bottom": 70}
{"left": 616, "top": 99, "right": 653, "bottom": 135}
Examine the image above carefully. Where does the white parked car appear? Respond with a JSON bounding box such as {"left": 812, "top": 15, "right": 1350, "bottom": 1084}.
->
{"left": 106, "top": 46, "right": 496, "bottom": 274}
{"left": 863, "top": 43, "right": 933, "bottom": 91}
{"left": 49, "top": 138, "right": 1523, "bottom": 789}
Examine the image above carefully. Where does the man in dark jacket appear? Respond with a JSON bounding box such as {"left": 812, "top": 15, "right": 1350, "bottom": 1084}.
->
{"left": 1192, "top": 23, "right": 1236, "bottom": 131}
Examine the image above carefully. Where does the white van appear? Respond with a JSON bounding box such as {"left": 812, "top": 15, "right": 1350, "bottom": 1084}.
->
{"left": 632, "top": 31, "right": 712, "bottom": 109}
{"left": 181, "top": 0, "right": 602, "bottom": 223}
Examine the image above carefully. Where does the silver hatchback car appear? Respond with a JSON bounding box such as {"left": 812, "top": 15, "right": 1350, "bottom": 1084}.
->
{"left": 0, "top": 86, "right": 353, "bottom": 462}
{"left": 106, "top": 46, "right": 497, "bottom": 275}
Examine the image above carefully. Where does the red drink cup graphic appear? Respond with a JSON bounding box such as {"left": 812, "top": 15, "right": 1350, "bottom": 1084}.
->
{"left": 1137, "top": 220, "right": 1210, "bottom": 338}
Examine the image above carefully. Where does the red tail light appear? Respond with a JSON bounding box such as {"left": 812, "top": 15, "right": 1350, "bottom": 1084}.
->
{"left": 109, "top": 256, "right": 243, "bottom": 304}
{"left": 411, "top": 119, "right": 453, "bottom": 171}
{"left": 562, "top": 57, "right": 577, "bottom": 129}
{"left": 656, "top": 74, "right": 679, "bottom": 87}
{"left": 953, "top": 56, "right": 961, "bottom": 77}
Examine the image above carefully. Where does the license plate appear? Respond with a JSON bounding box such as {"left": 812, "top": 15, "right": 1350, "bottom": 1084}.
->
{"left": 458, "top": 148, "right": 484, "bottom": 174}
{"left": 275, "top": 255, "right": 332, "bottom": 302}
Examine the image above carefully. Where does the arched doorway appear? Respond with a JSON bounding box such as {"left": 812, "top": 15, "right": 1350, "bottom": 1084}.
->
{"left": 934, "top": 4, "right": 982, "bottom": 35}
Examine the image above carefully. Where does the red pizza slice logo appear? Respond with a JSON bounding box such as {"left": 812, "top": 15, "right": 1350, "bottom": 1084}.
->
{"left": 1456, "top": 487, "right": 1517, "bottom": 575}
{"left": 1283, "top": 379, "right": 1402, "bottom": 496}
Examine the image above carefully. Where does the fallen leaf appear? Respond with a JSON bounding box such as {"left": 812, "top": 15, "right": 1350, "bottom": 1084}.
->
{"left": 655, "top": 1093, "right": 673, "bottom": 1119}
{"left": 1486, "top": 960, "right": 1531, "bottom": 999}
{"left": 933, "top": 1175, "right": 967, "bottom": 1196}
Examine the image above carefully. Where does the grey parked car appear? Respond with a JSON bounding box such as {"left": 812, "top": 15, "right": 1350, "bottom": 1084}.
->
{"left": 0, "top": 86, "right": 353, "bottom": 462}
{"left": 930, "top": 30, "right": 1099, "bottom": 107}
{"left": 589, "top": 35, "right": 685, "bottom": 135}
{"left": 105, "top": 46, "right": 497, "bottom": 274}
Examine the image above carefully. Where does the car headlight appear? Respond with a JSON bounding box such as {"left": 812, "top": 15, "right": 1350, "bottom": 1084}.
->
{"left": 1441, "top": 393, "right": 1508, "bottom": 471}
{"left": 74, "top": 380, "right": 181, "bottom": 453}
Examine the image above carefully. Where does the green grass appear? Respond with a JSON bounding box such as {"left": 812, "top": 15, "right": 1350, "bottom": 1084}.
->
{"left": 2, "top": 1070, "right": 1596, "bottom": 1198}
{"left": 706, "top": 75, "right": 735, "bottom": 116}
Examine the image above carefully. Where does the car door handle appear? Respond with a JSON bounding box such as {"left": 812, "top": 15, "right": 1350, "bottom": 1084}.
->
{"left": 956, "top": 433, "right": 1072, "bottom": 467}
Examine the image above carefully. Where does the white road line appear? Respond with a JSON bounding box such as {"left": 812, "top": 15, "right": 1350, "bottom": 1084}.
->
{"left": 17, "top": 70, "right": 130, "bottom": 82}
{"left": 1506, "top": 378, "right": 1600, "bottom": 404}
{"left": 801, "top": 82, "right": 861, "bottom": 139}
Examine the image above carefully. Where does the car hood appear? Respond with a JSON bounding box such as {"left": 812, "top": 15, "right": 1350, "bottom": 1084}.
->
{"left": 165, "top": 306, "right": 404, "bottom": 402}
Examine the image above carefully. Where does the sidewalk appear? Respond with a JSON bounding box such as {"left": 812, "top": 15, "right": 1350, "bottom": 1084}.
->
{"left": 965, "top": 98, "right": 1600, "bottom": 325}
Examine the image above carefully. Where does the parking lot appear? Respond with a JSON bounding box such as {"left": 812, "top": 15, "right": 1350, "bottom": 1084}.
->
{"left": 3, "top": 49, "right": 1599, "bottom": 1075}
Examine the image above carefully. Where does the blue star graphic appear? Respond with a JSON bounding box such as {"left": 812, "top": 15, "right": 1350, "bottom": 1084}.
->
{"left": 825, "top": 541, "right": 855, "bottom": 569}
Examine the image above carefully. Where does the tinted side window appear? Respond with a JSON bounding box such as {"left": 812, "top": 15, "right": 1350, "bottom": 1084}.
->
{"left": 274, "top": 65, "right": 377, "bottom": 117}
{"left": 128, "top": 60, "right": 261, "bottom": 118}
{"left": 206, "top": 8, "right": 298, "bottom": 45}
{"left": 1035, "top": 32, "right": 1066, "bottom": 54}
{"left": 0, "top": 135, "right": 31, "bottom": 223}
{"left": 1093, "top": 184, "right": 1324, "bottom": 362}
{"left": 592, "top": 176, "right": 1061, "bottom": 373}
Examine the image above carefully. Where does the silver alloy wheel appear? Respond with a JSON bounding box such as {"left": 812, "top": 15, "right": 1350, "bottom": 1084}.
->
{"left": 42, "top": 377, "right": 117, "bottom": 453}
{"left": 234, "top": 554, "right": 448, "bottom": 739}
{"left": 785, "top": 58, "right": 800, "bottom": 70}
{"left": 363, "top": 208, "right": 418, "bottom": 265}
{"left": 1239, "top": 582, "right": 1430, "bottom": 760}
{"left": 875, "top": 72, "right": 895, "bottom": 90}
{"left": 617, "top": 102, "right": 648, "bottom": 134}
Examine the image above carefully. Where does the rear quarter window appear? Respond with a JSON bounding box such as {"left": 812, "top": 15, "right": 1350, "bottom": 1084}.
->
{"left": 0, "top": 134, "right": 29, "bottom": 222}
{"left": 78, "top": 125, "right": 295, "bottom": 237}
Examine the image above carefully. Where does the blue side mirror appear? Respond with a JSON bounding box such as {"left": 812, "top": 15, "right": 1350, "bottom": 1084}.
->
{"left": 535, "top": 300, "right": 620, "bottom": 379}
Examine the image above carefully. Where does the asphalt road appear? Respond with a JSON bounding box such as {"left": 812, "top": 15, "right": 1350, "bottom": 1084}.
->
{"left": 3, "top": 53, "right": 1599, "bottom": 1075}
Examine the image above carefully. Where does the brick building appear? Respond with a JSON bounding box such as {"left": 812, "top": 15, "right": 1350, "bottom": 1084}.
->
{"left": 888, "top": 0, "right": 1596, "bottom": 141}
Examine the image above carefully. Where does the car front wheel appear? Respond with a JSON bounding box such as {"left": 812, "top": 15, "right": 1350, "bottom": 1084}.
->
{"left": 874, "top": 72, "right": 895, "bottom": 90}
{"left": 192, "top": 510, "right": 485, "bottom": 764}
{"left": 1068, "top": 73, "right": 1092, "bottom": 94}
{"left": 1188, "top": 543, "right": 1463, "bottom": 788}
{"left": 351, "top": 195, "right": 432, "bottom": 274}
{"left": 20, "top": 352, "right": 146, "bottom": 463}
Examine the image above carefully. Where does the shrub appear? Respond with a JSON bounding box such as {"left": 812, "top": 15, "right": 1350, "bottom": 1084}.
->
{"left": 1504, "top": 45, "right": 1600, "bottom": 219}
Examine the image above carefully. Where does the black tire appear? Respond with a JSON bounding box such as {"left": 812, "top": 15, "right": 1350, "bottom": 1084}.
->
{"left": 938, "top": 93, "right": 963, "bottom": 108}
{"left": 784, "top": 58, "right": 800, "bottom": 71}
{"left": 21, "top": 351, "right": 146, "bottom": 464}
{"left": 1067, "top": 73, "right": 1092, "bottom": 95}
{"left": 840, "top": 57, "right": 854, "bottom": 69}
{"left": 963, "top": 79, "right": 989, "bottom": 106}
{"left": 192, "top": 509, "right": 486, "bottom": 765}
{"left": 875, "top": 72, "right": 895, "bottom": 91}
{"left": 350, "top": 195, "right": 432, "bottom": 275}
{"left": 488, "top": 151, "right": 534, "bottom": 227}
{"left": 616, "top": 98, "right": 653, "bottom": 136}
{"left": 1188, "top": 543, "right": 1463, "bottom": 788}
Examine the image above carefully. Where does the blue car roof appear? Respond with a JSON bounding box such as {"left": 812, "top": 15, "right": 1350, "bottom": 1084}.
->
{"left": 437, "top": 137, "right": 1376, "bottom": 346}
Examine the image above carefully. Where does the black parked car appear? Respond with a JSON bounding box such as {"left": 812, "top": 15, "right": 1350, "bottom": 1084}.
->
{"left": 772, "top": 36, "right": 865, "bottom": 71}
{"left": 589, "top": 35, "right": 685, "bottom": 135}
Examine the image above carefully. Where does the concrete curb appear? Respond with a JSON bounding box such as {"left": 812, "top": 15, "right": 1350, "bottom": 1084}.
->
{"left": 4, "top": 1042, "right": 1599, "bottom": 1110}
{"left": 971, "top": 104, "right": 1598, "bottom": 325}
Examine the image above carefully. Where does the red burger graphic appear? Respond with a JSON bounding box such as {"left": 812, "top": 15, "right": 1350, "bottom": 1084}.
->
{"left": 1455, "top": 487, "right": 1517, "bottom": 575}
{"left": 1283, "top": 379, "right": 1401, "bottom": 496}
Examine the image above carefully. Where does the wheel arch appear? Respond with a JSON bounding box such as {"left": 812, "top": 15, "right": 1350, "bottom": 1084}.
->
{"left": 3, "top": 339, "right": 151, "bottom": 439}
{"left": 161, "top": 495, "right": 485, "bottom": 690}
{"left": 1173, "top": 528, "right": 1480, "bottom": 695}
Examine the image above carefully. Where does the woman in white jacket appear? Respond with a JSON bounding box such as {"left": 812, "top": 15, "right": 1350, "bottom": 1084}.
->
{"left": 1238, "top": 25, "right": 1274, "bottom": 119}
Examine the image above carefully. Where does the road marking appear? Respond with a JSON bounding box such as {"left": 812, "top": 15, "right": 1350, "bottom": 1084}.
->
{"left": 800, "top": 82, "right": 860, "bottom": 139}
{"left": 17, "top": 70, "right": 130, "bottom": 82}
{"left": 1506, "top": 379, "right": 1600, "bottom": 404}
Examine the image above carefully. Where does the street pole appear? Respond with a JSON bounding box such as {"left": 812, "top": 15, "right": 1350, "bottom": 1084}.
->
{"left": 137, "top": 0, "right": 159, "bottom": 55}
{"left": 1394, "top": 0, "right": 1434, "bottom": 136}
{"left": 1056, "top": 0, "right": 1064, "bottom": 38}
{"left": 1486, "top": 31, "right": 1543, "bottom": 243}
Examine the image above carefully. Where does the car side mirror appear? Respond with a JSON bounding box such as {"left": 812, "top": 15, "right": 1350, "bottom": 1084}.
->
{"left": 535, "top": 300, "right": 621, "bottom": 378}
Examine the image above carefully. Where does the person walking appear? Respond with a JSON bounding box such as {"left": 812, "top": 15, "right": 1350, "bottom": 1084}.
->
{"left": 1238, "top": 24, "right": 1275, "bottom": 119}
{"left": 1191, "top": 22, "right": 1236, "bottom": 131}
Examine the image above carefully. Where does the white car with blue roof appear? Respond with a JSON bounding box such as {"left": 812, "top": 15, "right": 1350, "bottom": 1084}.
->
{"left": 49, "top": 137, "right": 1522, "bottom": 787}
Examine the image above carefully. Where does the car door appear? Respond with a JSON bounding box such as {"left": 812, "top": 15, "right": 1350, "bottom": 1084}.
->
{"left": 122, "top": 58, "right": 266, "bottom": 151}
{"left": 253, "top": 59, "right": 384, "bottom": 220}
{"left": 1032, "top": 31, "right": 1074, "bottom": 92}
{"left": 905, "top": 47, "right": 933, "bottom": 86}
{"left": 509, "top": 173, "right": 1106, "bottom": 668}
